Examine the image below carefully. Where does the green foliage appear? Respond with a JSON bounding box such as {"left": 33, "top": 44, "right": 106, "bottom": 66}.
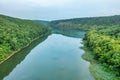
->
{"left": 0, "top": 14, "right": 51, "bottom": 62}
{"left": 84, "top": 30, "right": 120, "bottom": 78}
{"left": 84, "top": 30, "right": 120, "bottom": 70}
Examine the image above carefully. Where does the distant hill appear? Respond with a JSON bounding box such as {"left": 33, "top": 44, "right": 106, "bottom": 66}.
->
{"left": 50, "top": 15, "right": 120, "bottom": 31}
{"left": 34, "top": 20, "right": 50, "bottom": 26}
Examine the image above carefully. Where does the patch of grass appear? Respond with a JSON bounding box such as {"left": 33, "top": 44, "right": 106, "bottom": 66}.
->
{"left": 90, "top": 63, "right": 116, "bottom": 80}
{"left": 82, "top": 51, "right": 95, "bottom": 62}
{"left": 81, "top": 46, "right": 117, "bottom": 80}
{"left": 81, "top": 47, "right": 95, "bottom": 62}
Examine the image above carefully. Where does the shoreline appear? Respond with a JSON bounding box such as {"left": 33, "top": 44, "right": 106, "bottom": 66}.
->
{"left": 81, "top": 46, "right": 116, "bottom": 80}
{"left": 0, "top": 32, "right": 50, "bottom": 65}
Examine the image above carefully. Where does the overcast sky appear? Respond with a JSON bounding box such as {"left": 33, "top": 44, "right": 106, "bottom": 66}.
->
{"left": 0, "top": 0, "right": 120, "bottom": 20}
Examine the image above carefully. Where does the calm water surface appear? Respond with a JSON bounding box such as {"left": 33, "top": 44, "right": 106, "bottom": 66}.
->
{"left": 3, "top": 34, "right": 94, "bottom": 80}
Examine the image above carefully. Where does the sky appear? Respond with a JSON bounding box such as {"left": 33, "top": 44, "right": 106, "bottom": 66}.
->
{"left": 0, "top": 0, "right": 120, "bottom": 20}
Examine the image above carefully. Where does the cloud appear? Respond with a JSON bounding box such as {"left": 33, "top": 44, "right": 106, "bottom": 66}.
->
{"left": 0, "top": 0, "right": 120, "bottom": 20}
{"left": 0, "top": 0, "right": 72, "bottom": 8}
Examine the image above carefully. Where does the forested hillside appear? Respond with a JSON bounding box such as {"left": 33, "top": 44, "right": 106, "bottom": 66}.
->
{"left": 0, "top": 14, "right": 51, "bottom": 63}
{"left": 50, "top": 15, "right": 120, "bottom": 80}
{"left": 50, "top": 15, "right": 120, "bottom": 30}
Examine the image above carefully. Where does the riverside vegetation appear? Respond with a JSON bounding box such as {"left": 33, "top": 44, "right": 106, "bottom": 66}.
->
{"left": 1, "top": 14, "right": 120, "bottom": 80}
{"left": 50, "top": 15, "right": 120, "bottom": 80}
{"left": 0, "top": 14, "right": 51, "bottom": 64}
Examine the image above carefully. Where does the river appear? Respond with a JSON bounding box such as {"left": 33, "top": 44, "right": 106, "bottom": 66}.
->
{"left": 0, "top": 33, "right": 94, "bottom": 80}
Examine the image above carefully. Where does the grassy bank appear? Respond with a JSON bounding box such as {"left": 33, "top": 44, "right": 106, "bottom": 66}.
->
{"left": 81, "top": 47, "right": 120, "bottom": 80}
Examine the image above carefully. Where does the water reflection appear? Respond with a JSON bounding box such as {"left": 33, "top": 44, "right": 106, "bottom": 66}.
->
{"left": 0, "top": 36, "right": 47, "bottom": 80}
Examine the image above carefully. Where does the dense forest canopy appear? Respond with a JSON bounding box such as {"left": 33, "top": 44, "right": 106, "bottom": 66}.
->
{"left": 0, "top": 14, "right": 51, "bottom": 63}
{"left": 50, "top": 15, "right": 120, "bottom": 79}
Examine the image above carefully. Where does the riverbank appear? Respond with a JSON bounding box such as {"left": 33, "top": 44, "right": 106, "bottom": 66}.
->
{"left": 0, "top": 31, "right": 51, "bottom": 65}
{"left": 81, "top": 46, "right": 117, "bottom": 80}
